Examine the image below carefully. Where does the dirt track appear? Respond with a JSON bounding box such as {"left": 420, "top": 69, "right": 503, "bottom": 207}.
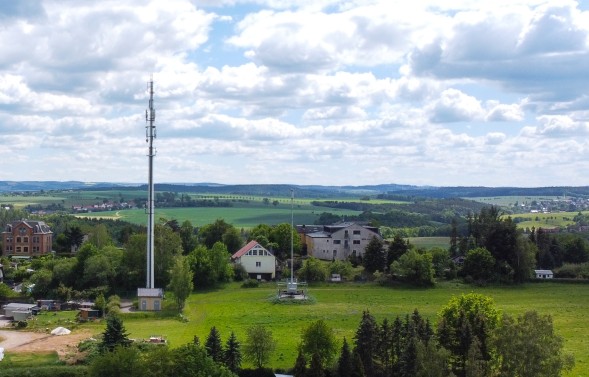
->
{"left": 0, "top": 329, "right": 93, "bottom": 357}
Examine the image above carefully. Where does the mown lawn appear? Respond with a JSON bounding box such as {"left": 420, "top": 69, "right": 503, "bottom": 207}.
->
{"left": 120, "top": 281, "right": 589, "bottom": 376}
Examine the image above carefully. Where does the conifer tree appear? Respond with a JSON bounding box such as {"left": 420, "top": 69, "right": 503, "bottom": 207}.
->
{"left": 205, "top": 326, "right": 224, "bottom": 363}
{"left": 351, "top": 351, "right": 366, "bottom": 377}
{"left": 336, "top": 338, "right": 353, "bottom": 377}
{"left": 100, "top": 314, "right": 131, "bottom": 352}
{"left": 354, "top": 311, "right": 378, "bottom": 376}
{"left": 363, "top": 237, "right": 386, "bottom": 274}
{"left": 224, "top": 331, "right": 241, "bottom": 373}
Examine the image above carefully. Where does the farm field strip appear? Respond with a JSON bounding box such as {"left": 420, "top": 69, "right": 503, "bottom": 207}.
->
{"left": 75, "top": 206, "right": 363, "bottom": 227}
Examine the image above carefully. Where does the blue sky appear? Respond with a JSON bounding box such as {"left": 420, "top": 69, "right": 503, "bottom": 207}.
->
{"left": 1, "top": 0, "right": 589, "bottom": 187}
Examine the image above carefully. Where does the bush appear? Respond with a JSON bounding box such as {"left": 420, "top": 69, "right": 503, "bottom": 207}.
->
{"left": 241, "top": 279, "right": 259, "bottom": 288}
{"left": 554, "top": 262, "right": 589, "bottom": 279}
{"left": 15, "top": 321, "right": 27, "bottom": 329}
{"left": 233, "top": 264, "right": 249, "bottom": 281}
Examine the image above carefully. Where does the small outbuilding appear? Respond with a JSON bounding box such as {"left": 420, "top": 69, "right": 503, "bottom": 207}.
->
{"left": 534, "top": 269, "right": 554, "bottom": 279}
{"left": 137, "top": 288, "right": 163, "bottom": 311}
{"left": 78, "top": 308, "right": 101, "bottom": 321}
{"left": 2, "top": 303, "right": 39, "bottom": 319}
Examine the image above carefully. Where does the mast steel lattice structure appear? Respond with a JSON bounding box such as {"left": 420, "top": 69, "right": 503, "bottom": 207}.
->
{"left": 145, "top": 78, "right": 156, "bottom": 289}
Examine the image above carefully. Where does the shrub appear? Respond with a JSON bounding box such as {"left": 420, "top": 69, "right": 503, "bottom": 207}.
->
{"left": 241, "top": 279, "right": 259, "bottom": 288}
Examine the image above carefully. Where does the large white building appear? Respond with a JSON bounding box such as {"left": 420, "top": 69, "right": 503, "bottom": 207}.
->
{"left": 232, "top": 240, "right": 276, "bottom": 280}
{"left": 298, "top": 222, "right": 382, "bottom": 261}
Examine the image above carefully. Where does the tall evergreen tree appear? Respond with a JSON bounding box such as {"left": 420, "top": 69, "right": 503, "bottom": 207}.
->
{"left": 351, "top": 351, "right": 366, "bottom": 377}
{"left": 100, "top": 314, "right": 131, "bottom": 352}
{"left": 387, "top": 234, "right": 410, "bottom": 267}
{"left": 337, "top": 338, "right": 353, "bottom": 377}
{"left": 205, "top": 326, "right": 224, "bottom": 363}
{"left": 354, "top": 311, "right": 378, "bottom": 376}
{"left": 363, "top": 237, "right": 386, "bottom": 274}
{"left": 224, "top": 331, "right": 242, "bottom": 373}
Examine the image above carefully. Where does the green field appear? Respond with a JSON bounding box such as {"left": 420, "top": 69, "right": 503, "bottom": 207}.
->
{"left": 469, "top": 196, "right": 562, "bottom": 207}
{"left": 117, "top": 281, "right": 589, "bottom": 375}
{"left": 75, "top": 205, "right": 363, "bottom": 228}
{"left": 6, "top": 281, "right": 588, "bottom": 375}
{"left": 508, "top": 211, "right": 583, "bottom": 230}
{"left": 407, "top": 237, "right": 451, "bottom": 250}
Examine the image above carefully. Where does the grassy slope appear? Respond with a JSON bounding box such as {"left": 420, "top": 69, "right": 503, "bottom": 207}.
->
{"left": 120, "top": 281, "right": 589, "bottom": 375}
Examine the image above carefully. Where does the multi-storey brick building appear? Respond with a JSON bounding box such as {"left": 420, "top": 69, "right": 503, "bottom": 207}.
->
{"left": 297, "top": 222, "right": 382, "bottom": 261}
{"left": 2, "top": 220, "right": 53, "bottom": 257}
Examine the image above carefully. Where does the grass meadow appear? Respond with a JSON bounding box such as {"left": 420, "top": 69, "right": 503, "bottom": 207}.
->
{"left": 75, "top": 205, "right": 363, "bottom": 228}
{"left": 116, "top": 281, "right": 589, "bottom": 375}
{"left": 508, "top": 211, "right": 581, "bottom": 230}
{"left": 407, "top": 237, "right": 451, "bottom": 250}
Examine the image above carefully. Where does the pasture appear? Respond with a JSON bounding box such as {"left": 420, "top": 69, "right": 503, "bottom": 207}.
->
{"left": 469, "top": 195, "right": 562, "bottom": 207}
{"left": 508, "top": 211, "right": 581, "bottom": 230}
{"left": 407, "top": 237, "right": 450, "bottom": 250}
{"left": 118, "top": 281, "right": 588, "bottom": 375}
{"left": 75, "top": 203, "right": 363, "bottom": 228}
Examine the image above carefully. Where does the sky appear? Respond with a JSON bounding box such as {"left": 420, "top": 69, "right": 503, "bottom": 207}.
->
{"left": 1, "top": 0, "right": 589, "bottom": 187}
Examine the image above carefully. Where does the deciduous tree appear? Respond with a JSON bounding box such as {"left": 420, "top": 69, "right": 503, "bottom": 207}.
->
{"left": 300, "top": 320, "right": 338, "bottom": 369}
{"left": 167, "top": 255, "right": 193, "bottom": 312}
{"left": 437, "top": 293, "right": 500, "bottom": 377}
{"left": 493, "top": 311, "right": 574, "bottom": 377}
{"left": 243, "top": 324, "right": 276, "bottom": 369}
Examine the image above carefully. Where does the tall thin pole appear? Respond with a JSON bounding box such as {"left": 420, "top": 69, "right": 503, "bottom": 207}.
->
{"left": 290, "top": 189, "right": 294, "bottom": 283}
{"left": 146, "top": 77, "right": 156, "bottom": 289}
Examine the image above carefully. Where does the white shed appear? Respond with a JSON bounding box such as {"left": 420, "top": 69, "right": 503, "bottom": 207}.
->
{"left": 534, "top": 269, "right": 554, "bottom": 279}
{"left": 3, "top": 303, "right": 38, "bottom": 319}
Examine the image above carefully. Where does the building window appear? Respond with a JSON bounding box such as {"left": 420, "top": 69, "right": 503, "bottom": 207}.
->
{"left": 252, "top": 250, "right": 258, "bottom": 256}
{"left": 16, "top": 237, "right": 21, "bottom": 243}
{"left": 16, "top": 246, "right": 21, "bottom": 253}
{"left": 256, "top": 261, "right": 261, "bottom": 267}
{"left": 19, "top": 227, "right": 27, "bottom": 235}
{"left": 24, "top": 247, "right": 29, "bottom": 253}
{"left": 23, "top": 237, "right": 29, "bottom": 243}
{"left": 353, "top": 240, "right": 361, "bottom": 245}
{"left": 353, "top": 230, "right": 361, "bottom": 235}
{"left": 333, "top": 240, "right": 341, "bottom": 245}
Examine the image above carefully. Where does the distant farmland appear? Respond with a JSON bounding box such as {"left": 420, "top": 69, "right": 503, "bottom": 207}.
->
{"left": 75, "top": 205, "right": 363, "bottom": 228}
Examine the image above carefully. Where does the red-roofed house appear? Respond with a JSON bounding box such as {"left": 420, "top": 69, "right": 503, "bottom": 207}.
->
{"left": 232, "top": 240, "right": 276, "bottom": 280}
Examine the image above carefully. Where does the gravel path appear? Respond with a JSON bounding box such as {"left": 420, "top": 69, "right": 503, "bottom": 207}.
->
{"left": 0, "top": 330, "right": 50, "bottom": 350}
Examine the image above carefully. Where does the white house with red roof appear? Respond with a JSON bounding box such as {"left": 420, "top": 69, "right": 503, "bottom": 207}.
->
{"left": 231, "top": 240, "right": 276, "bottom": 280}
